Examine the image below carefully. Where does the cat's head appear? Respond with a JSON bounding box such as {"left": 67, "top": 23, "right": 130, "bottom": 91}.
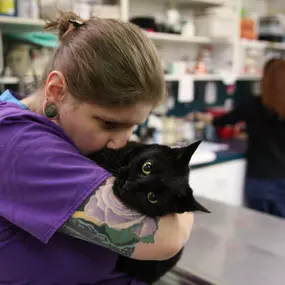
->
{"left": 110, "top": 141, "right": 210, "bottom": 217}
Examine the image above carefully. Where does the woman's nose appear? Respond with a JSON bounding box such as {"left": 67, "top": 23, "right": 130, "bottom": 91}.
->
{"left": 107, "top": 129, "right": 132, "bottom": 149}
{"left": 107, "top": 139, "right": 127, "bottom": 149}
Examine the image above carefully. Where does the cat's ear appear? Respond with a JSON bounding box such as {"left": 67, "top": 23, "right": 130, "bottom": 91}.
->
{"left": 176, "top": 192, "right": 210, "bottom": 213}
{"left": 176, "top": 140, "right": 202, "bottom": 165}
{"left": 178, "top": 198, "right": 210, "bottom": 213}
{"left": 191, "top": 198, "right": 211, "bottom": 213}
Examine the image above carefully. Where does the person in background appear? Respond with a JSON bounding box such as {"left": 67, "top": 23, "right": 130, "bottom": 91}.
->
{"left": 192, "top": 58, "right": 285, "bottom": 218}
{"left": 0, "top": 12, "right": 194, "bottom": 285}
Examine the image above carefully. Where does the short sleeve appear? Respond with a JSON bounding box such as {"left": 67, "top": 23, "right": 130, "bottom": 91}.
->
{"left": 0, "top": 111, "right": 111, "bottom": 244}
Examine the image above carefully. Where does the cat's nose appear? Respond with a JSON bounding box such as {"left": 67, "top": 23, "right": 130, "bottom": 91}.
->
{"left": 118, "top": 177, "right": 127, "bottom": 189}
{"left": 123, "top": 180, "right": 132, "bottom": 191}
{"left": 119, "top": 179, "right": 132, "bottom": 192}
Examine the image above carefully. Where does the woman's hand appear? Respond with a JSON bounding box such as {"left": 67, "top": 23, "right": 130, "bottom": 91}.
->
{"left": 196, "top": 112, "right": 213, "bottom": 124}
{"left": 133, "top": 212, "right": 194, "bottom": 260}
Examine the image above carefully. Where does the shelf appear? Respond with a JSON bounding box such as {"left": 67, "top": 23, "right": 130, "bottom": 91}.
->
{"left": 146, "top": 32, "right": 211, "bottom": 44}
{"left": 194, "top": 74, "right": 223, "bottom": 81}
{"left": 165, "top": 74, "right": 261, "bottom": 82}
{"left": 0, "top": 76, "right": 19, "bottom": 84}
{"left": 146, "top": 32, "right": 231, "bottom": 45}
{"left": 0, "top": 76, "right": 36, "bottom": 85}
{"left": 266, "top": 41, "right": 285, "bottom": 50}
{"left": 240, "top": 39, "right": 266, "bottom": 49}
{"left": 158, "top": 0, "right": 224, "bottom": 9}
{"left": 0, "top": 16, "right": 45, "bottom": 33}
{"left": 165, "top": 74, "right": 226, "bottom": 82}
{"left": 240, "top": 39, "right": 285, "bottom": 50}
{"left": 164, "top": 74, "right": 180, "bottom": 81}
{"left": 238, "top": 74, "right": 261, "bottom": 81}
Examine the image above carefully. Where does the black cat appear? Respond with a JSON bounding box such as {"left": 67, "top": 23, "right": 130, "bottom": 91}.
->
{"left": 88, "top": 140, "right": 210, "bottom": 284}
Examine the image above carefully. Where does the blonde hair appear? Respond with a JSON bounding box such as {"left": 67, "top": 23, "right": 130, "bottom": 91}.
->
{"left": 262, "top": 58, "right": 285, "bottom": 118}
{"left": 42, "top": 12, "right": 165, "bottom": 107}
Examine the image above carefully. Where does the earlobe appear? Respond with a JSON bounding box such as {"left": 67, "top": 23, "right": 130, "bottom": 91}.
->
{"left": 44, "top": 103, "right": 59, "bottom": 119}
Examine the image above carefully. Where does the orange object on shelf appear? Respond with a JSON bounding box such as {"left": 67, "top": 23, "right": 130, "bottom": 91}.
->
{"left": 240, "top": 18, "right": 257, "bottom": 40}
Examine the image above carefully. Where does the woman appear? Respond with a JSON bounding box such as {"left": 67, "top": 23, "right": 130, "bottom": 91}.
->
{"left": 196, "top": 58, "right": 285, "bottom": 218}
{"left": 0, "top": 12, "right": 194, "bottom": 285}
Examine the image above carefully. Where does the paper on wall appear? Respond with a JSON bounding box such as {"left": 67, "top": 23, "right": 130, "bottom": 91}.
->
{"left": 204, "top": 82, "right": 217, "bottom": 104}
{"left": 178, "top": 75, "right": 194, "bottom": 103}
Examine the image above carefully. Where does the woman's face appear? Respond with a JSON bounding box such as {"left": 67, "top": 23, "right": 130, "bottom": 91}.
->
{"left": 58, "top": 99, "right": 152, "bottom": 155}
{"left": 43, "top": 71, "right": 153, "bottom": 155}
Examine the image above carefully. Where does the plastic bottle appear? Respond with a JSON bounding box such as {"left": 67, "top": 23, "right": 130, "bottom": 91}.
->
{"left": 0, "top": 0, "right": 16, "bottom": 16}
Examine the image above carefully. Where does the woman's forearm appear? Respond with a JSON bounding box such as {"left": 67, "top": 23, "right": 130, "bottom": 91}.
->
{"left": 60, "top": 177, "right": 194, "bottom": 260}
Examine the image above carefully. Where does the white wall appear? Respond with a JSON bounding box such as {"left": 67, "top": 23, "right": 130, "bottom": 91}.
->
{"left": 242, "top": 0, "right": 268, "bottom": 15}
{"left": 129, "top": 0, "right": 166, "bottom": 18}
{"left": 268, "top": 0, "right": 285, "bottom": 13}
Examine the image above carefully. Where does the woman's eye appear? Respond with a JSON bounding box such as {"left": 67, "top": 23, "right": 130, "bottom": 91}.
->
{"left": 142, "top": 161, "right": 152, "bottom": 175}
{"left": 101, "top": 120, "right": 118, "bottom": 130}
{"left": 147, "top": 192, "right": 158, "bottom": 204}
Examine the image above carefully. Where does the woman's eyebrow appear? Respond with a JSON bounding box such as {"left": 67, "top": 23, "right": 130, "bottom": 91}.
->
{"left": 96, "top": 115, "right": 142, "bottom": 126}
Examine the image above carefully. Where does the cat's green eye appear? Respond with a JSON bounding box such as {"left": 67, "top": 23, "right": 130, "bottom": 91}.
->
{"left": 142, "top": 161, "right": 152, "bottom": 175}
{"left": 147, "top": 192, "right": 158, "bottom": 204}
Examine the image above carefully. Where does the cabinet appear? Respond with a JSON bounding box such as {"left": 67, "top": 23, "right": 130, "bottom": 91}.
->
{"left": 190, "top": 159, "right": 247, "bottom": 207}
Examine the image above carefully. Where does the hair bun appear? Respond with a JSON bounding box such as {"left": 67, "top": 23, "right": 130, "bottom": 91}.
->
{"left": 44, "top": 11, "right": 85, "bottom": 42}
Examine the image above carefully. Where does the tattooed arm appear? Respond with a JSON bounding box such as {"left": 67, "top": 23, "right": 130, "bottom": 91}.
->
{"left": 2, "top": 124, "right": 192, "bottom": 260}
{"left": 60, "top": 177, "right": 193, "bottom": 260}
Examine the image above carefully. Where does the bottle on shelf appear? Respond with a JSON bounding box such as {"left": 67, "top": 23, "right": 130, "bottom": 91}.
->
{"left": 16, "top": 0, "right": 39, "bottom": 18}
{"left": 0, "top": 0, "right": 16, "bottom": 16}
{"left": 240, "top": 8, "right": 257, "bottom": 40}
{"left": 258, "top": 15, "right": 284, "bottom": 43}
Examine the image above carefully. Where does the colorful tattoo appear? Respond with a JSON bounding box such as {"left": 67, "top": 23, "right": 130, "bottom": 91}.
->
{"left": 60, "top": 177, "right": 159, "bottom": 257}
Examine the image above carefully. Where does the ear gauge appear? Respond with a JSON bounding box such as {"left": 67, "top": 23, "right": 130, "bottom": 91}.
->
{"left": 44, "top": 103, "right": 58, "bottom": 119}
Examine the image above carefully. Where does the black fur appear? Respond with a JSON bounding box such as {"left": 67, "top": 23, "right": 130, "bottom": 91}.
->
{"left": 88, "top": 141, "right": 210, "bottom": 284}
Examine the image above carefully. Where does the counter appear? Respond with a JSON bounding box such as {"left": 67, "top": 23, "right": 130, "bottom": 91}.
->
{"left": 191, "top": 139, "right": 246, "bottom": 169}
{"left": 159, "top": 198, "right": 285, "bottom": 285}
{"left": 189, "top": 140, "right": 247, "bottom": 207}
